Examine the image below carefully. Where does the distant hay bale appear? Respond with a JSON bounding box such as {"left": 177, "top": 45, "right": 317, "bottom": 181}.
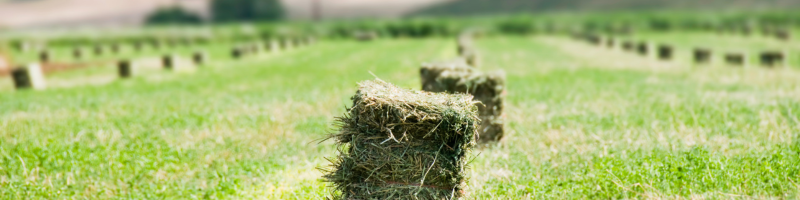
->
{"left": 12, "top": 40, "right": 30, "bottom": 52}
{"left": 162, "top": 54, "right": 175, "bottom": 70}
{"left": 420, "top": 60, "right": 473, "bottom": 92}
{"left": 231, "top": 47, "right": 244, "bottom": 59}
{"left": 760, "top": 51, "right": 785, "bottom": 68}
{"left": 192, "top": 51, "right": 208, "bottom": 66}
{"left": 354, "top": 31, "right": 378, "bottom": 41}
{"left": 636, "top": 41, "right": 649, "bottom": 56}
{"left": 110, "top": 43, "right": 120, "bottom": 54}
{"left": 621, "top": 41, "right": 635, "bottom": 52}
{"left": 267, "top": 40, "right": 281, "bottom": 53}
{"left": 586, "top": 34, "right": 601, "bottom": 45}
{"left": 39, "top": 50, "right": 50, "bottom": 63}
{"left": 323, "top": 80, "right": 479, "bottom": 200}
{"left": 656, "top": 44, "right": 673, "bottom": 61}
{"left": 133, "top": 41, "right": 143, "bottom": 52}
{"left": 11, "top": 63, "right": 46, "bottom": 90}
{"left": 605, "top": 37, "right": 615, "bottom": 48}
{"left": 72, "top": 47, "right": 83, "bottom": 60}
{"left": 93, "top": 44, "right": 104, "bottom": 56}
{"left": 693, "top": 48, "right": 712, "bottom": 64}
{"left": 434, "top": 70, "right": 506, "bottom": 143}
{"left": 724, "top": 52, "right": 747, "bottom": 66}
{"left": 117, "top": 59, "right": 135, "bottom": 78}
{"left": 775, "top": 29, "right": 791, "bottom": 41}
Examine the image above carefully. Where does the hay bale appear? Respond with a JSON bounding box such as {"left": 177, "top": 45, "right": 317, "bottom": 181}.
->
{"left": 657, "top": 44, "right": 673, "bottom": 61}
{"left": 420, "top": 60, "right": 473, "bottom": 92}
{"left": 39, "top": 50, "right": 50, "bottom": 63}
{"left": 605, "top": 37, "right": 615, "bottom": 48}
{"left": 117, "top": 59, "right": 136, "bottom": 78}
{"left": 354, "top": 31, "right": 378, "bottom": 41}
{"left": 110, "top": 43, "right": 120, "bottom": 54}
{"left": 621, "top": 41, "right": 635, "bottom": 52}
{"left": 636, "top": 41, "right": 649, "bottom": 56}
{"left": 162, "top": 54, "right": 176, "bottom": 70}
{"left": 93, "top": 44, "right": 104, "bottom": 56}
{"left": 11, "top": 63, "right": 46, "bottom": 90}
{"left": 72, "top": 47, "right": 83, "bottom": 60}
{"left": 323, "top": 80, "right": 479, "bottom": 199}
{"left": 760, "top": 51, "right": 785, "bottom": 68}
{"left": 693, "top": 48, "right": 712, "bottom": 64}
{"left": 12, "top": 40, "right": 30, "bottom": 52}
{"left": 267, "top": 40, "right": 281, "bottom": 53}
{"left": 192, "top": 51, "right": 208, "bottom": 66}
{"left": 231, "top": 47, "right": 244, "bottom": 59}
{"left": 434, "top": 70, "right": 506, "bottom": 143}
{"left": 724, "top": 52, "right": 747, "bottom": 66}
{"left": 775, "top": 29, "right": 791, "bottom": 41}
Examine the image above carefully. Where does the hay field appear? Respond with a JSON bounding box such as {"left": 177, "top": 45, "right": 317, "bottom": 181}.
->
{"left": 1, "top": 34, "right": 800, "bottom": 199}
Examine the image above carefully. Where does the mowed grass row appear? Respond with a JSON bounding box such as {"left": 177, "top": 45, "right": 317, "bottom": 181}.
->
{"left": 1, "top": 35, "right": 799, "bottom": 199}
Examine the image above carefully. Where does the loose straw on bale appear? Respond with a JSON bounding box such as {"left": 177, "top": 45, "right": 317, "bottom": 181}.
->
{"left": 323, "top": 80, "right": 480, "bottom": 200}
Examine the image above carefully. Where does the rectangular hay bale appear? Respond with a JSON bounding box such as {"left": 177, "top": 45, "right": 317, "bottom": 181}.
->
{"left": 431, "top": 70, "right": 506, "bottom": 143}
{"left": 324, "top": 80, "right": 479, "bottom": 199}
{"left": 12, "top": 63, "right": 46, "bottom": 90}
{"left": 420, "top": 61, "right": 473, "bottom": 92}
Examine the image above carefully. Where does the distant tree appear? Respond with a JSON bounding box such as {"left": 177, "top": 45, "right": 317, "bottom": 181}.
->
{"left": 212, "top": 0, "right": 284, "bottom": 22}
{"left": 145, "top": 6, "right": 203, "bottom": 25}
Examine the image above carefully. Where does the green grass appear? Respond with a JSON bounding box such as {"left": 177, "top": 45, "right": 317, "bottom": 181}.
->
{"left": 1, "top": 34, "right": 799, "bottom": 199}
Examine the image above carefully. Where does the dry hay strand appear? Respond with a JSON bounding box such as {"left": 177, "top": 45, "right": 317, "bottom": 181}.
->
{"left": 323, "top": 80, "right": 480, "bottom": 200}
{"left": 432, "top": 70, "right": 506, "bottom": 143}
{"left": 420, "top": 60, "right": 473, "bottom": 92}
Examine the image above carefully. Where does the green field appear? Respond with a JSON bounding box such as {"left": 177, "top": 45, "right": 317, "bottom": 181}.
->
{"left": 1, "top": 33, "right": 800, "bottom": 199}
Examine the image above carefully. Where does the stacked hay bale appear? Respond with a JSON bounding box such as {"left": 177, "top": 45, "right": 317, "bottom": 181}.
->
{"left": 324, "top": 80, "right": 479, "bottom": 199}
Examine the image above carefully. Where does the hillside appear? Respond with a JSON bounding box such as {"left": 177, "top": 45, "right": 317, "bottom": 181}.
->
{"left": 413, "top": 0, "right": 800, "bottom": 16}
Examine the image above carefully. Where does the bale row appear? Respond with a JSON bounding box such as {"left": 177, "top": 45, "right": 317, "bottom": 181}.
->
{"left": 583, "top": 35, "right": 791, "bottom": 68}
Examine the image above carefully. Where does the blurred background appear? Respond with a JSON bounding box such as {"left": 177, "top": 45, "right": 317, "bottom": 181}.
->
{"left": 1, "top": 0, "right": 799, "bottom": 29}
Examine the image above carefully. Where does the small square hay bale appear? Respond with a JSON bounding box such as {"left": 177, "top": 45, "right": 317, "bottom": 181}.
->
{"left": 605, "top": 37, "right": 615, "bottom": 48}
{"left": 267, "top": 40, "right": 281, "bottom": 53}
{"left": 72, "top": 47, "right": 83, "bottom": 60}
{"left": 622, "top": 41, "right": 635, "bottom": 52}
{"left": 12, "top": 63, "right": 46, "bottom": 90}
{"left": 693, "top": 48, "right": 712, "bottom": 64}
{"left": 657, "top": 44, "right": 673, "bottom": 61}
{"left": 193, "top": 51, "right": 208, "bottom": 66}
{"left": 724, "top": 52, "right": 747, "bottom": 66}
{"left": 775, "top": 29, "right": 791, "bottom": 41}
{"left": 636, "top": 41, "right": 649, "bottom": 56}
{"left": 231, "top": 47, "right": 244, "bottom": 59}
{"left": 162, "top": 54, "right": 176, "bottom": 70}
{"left": 93, "top": 44, "right": 104, "bottom": 56}
{"left": 118, "top": 59, "right": 136, "bottom": 78}
{"left": 110, "top": 43, "right": 120, "bottom": 54}
{"left": 39, "top": 50, "right": 50, "bottom": 63}
{"left": 354, "top": 31, "right": 378, "bottom": 41}
{"left": 420, "top": 60, "right": 473, "bottom": 92}
{"left": 324, "top": 79, "right": 479, "bottom": 200}
{"left": 432, "top": 70, "right": 506, "bottom": 143}
{"left": 760, "top": 51, "right": 785, "bottom": 68}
